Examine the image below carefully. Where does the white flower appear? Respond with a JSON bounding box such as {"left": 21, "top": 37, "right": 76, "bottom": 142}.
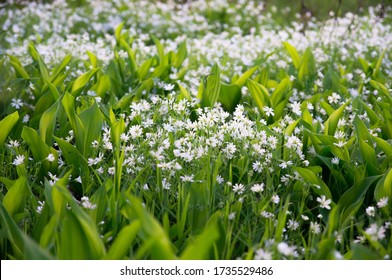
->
{"left": 233, "top": 183, "right": 245, "bottom": 194}
{"left": 81, "top": 196, "right": 97, "bottom": 210}
{"left": 11, "top": 98, "right": 23, "bottom": 109}
{"left": 36, "top": 201, "right": 45, "bottom": 214}
{"left": 316, "top": 195, "right": 332, "bottom": 210}
{"left": 251, "top": 183, "right": 264, "bottom": 193}
{"left": 328, "top": 92, "right": 341, "bottom": 104}
{"left": 272, "top": 194, "right": 280, "bottom": 204}
{"left": 290, "top": 101, "right": 302, "bottom": 116}
{"left": 331, "top": 157, "right": 340, "bottom": 165}
{"left": 254, "top": 249, "right": 272, "bottom": 260}
{"left": 163, "top": 83, "right": 175, "bottom": 91}
{"left": 13, "top": 155, "right": 25, "bottom": 166}
{"left": 310, "top": 221, "right": 321, "bottom": 234}
{"left": 180, "top": 174, "right": 194, "bottom": 183}
{"left": 377, "top": 197, "right": 388, "bottom": 208}
{"left": 46, "top": 153, "right": 55, "bottom": 162}
{"left": 366, "top": 206, "right": 376, "bottom": 217}
{"left": 252, "top": 161, "right": 263, "bottom": 173}
{"left": 287, "top": 219, "right": 299, "bottom": 231}
{"left": 277, "top": 242, "right": 297, "bottom": 257}
{"left": 263, "top": 106, "right": 274, "bottom": 117}
{"left": 365, "top": 223, "right": 386, "bottom": 241}
{"left": 216, "top": 175, "right": 224, "bottom": 184}
{"left": 108, "top": 167, "right": 115, "bottom": 175}
{"left": 228, "top": 212, "right": 236, "bottom": 220}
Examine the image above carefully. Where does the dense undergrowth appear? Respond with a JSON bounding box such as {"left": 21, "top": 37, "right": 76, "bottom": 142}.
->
{"left": 0, "top": 0, "right": 391, "bottom": 260}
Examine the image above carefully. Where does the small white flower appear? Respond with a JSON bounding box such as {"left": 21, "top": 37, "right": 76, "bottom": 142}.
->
{"left": 108, "top": 167, "right": 115, "bottom": 175}
{"left": 216, "top": 175, "right": 224, "bottom": 184}
{"left": 301, "top": 215, "right": 309, "bottom": 221}
{"left": 251, "top": 183, "right": 264, "bottom": 193}
{"left": 365, "top": 223, "right": 386, "bottom": 241}
{"left": 46, "top": 153, "right": 55, "bottom": 162}
{"left": 228, "top": 212, "right": 236, "bottom": 220}
{"left": 263, "top": 106, "right": 274, "bottom": 117}
{"left": 272, "top": 194, "right": 280, "bottom": 204}
{"left": 310, "top": 221, "right": 321, "bottom": 234}
{"left": 11, "top": 98, "right": 23, "bottom": 109}
{"left": 254, "top": 249, "right": 272, "bottom": 260}
{"left": 366, "top": 206, "right": 376, "bottom": 217}
{"left": 331, "top": 157, "right": 340, "bottom": 165}
{"left": 81, "top": 196, "right": 96, "bottom": 210}
{"left": 317, "top": 195, "right": 332, "bottom": 210}
{"left": 36, "top": 201, "right": 45, "bottom": 214}
{"left": 233, "top": 183, "right": 245, "bottom": 194}
{"left": 180, "top": 174, "right": 194, "bottom": 183}
{"left": 287, "top": 219, "right": 299, "bottom": 231}
{"left": 13, "top": 155, "right": 25, "bottom": 166}
{"left": 277, "top": 242, "right": 297, "bottom": 257}
{"left": 377, "top": 197, "right": 388, "bottom": 208}
{"left": 328, "top": 92, "right": 341, "bottom": 104}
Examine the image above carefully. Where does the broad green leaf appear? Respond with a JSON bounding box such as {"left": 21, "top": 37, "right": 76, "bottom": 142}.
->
{"left": 324, "top": 100, "right": 350, "bottom": 136}
{"left": 0, "top": 203, "right": 53, "bottom": 260}
{"left": 180, "top": 214, "right": 220, "bottom": 260}
{"left": 350, "top": 244, "right": 381, "bottom": 260}
{"left": 9, "top": 61, "right": 30, "bottom": 79}
{"left": 270, "top": 77, "right": 291, "bottom": 107}
{"left": 246, "top": 79, "right": 271, "bottom": 111}
{"left": 174, "top": 41, "right": 187, "bottom": 68}
{"left": 234, "top": 66, "right": 258, "bottom": 87}
{"left": 39, "top": 98, "right": 59, "bottom": 145}
{"left": 372, "top": 136, "right": 392, "bottom": 156}
{"left": 115, "top": 22, "right": 124, "bottom": 44}
{"left": 50, "top": 54, "right": 72, "bottom": 82}
{"left": 62, "top": 92, "right": 85, "bottom": 153}
{"left": 124, "top": 194, "right": 176, "bottom": 260}
{"left": 54, "top": 136, "right": 89, "bottom": 178}
{"left": 177, "top": 82, "right": 191, "bottom": 101}
{"left": 86, "top": 51, "right": 98, "bottom": 68}
{"left": 373, "top": 48, "right": 386, "bottom": 78}
{"left": 200, "top": 63, "right": 221, "bottom": 107}
{"left": 293, "top": 167, "right": 333, "bottom": 199}
{"left": 104, "top": 221, "right": 141, "bottom": 260}
{"left": 218, "top": 83, "right": 241, "bottom": 113}
{"left": 374, "top": 168, "right": 392, "bottom": 208}
{"left": 3, "top": 176, "right": 29, "bottom": 218}
{"left": 0, "top": 111, "right": 19, "bottom": 146}
{"left": 283, "top": 42, "right": 301, "bottom": 69}
{"left": 71, "top": 68, "right": 101, "bottom": 95}
{"left": 79, "top": 102, "right": 102, "bottom": 156}
{"left": 358, "top": 139, "right": 379, "bottom": 175}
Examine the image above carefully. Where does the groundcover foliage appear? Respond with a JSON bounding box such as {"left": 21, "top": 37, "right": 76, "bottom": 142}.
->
{"left": 0, "top": 0, "right": 391, "bottom": 260}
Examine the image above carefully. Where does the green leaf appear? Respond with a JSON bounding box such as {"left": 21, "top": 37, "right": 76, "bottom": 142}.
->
{"left": 0, "top": 203, "right": 53, "bottom": 259}
{"left": 374, "top": 168, "right": 392, "bottom": 208}
{"left": 292, "top": 167, "right": 333, "bottom": 199}
{"left": 9, "top": 61, "right": 30, "bottom": 79}
{"left": 180, "top": 214, "right": 220, "bottom": 260}
{"left": 104, "top": 221, "right": 141, "bottom": 260}
{"left": 123, "top": 194, "right": 176, "bottom": 260}
{"left": 201, "top": 64, "right": 221, "bottom": 107}
{"left": 246, "top": 79, "right": 271, "bottom": 111}
{"left": 71, "top": 68, "right": 101, "bottom": 96}
{"left": 3, "top": 176, "right": 30, "bottom": 218}
{"left": 39, "top": 98, "right": 59, "bottom": 145}
{"left": 324, "top": 100, "right": 350, "bottom": 136}
{"left": 270, "top": 77, "right": 291, "bottom": 107}
{"left": 218, "top": 83, "right": 241, "bottom": 113}
{"left": 0, "top": 111, "right": 19, "bottom": 146}
{"left": 79, "top": 102, "right": 102, "bottom": 156}
{"left": 350, "top": 244, "right": 381, "bottom": 260}
{"left": 234, "top": 66, "right": 258, "bottom": 87}
{"left": 283, "top": 42, "right": 301, "bottom": 69}
{"left": 177, "top": 82, "right": 191, "bottom": 101}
